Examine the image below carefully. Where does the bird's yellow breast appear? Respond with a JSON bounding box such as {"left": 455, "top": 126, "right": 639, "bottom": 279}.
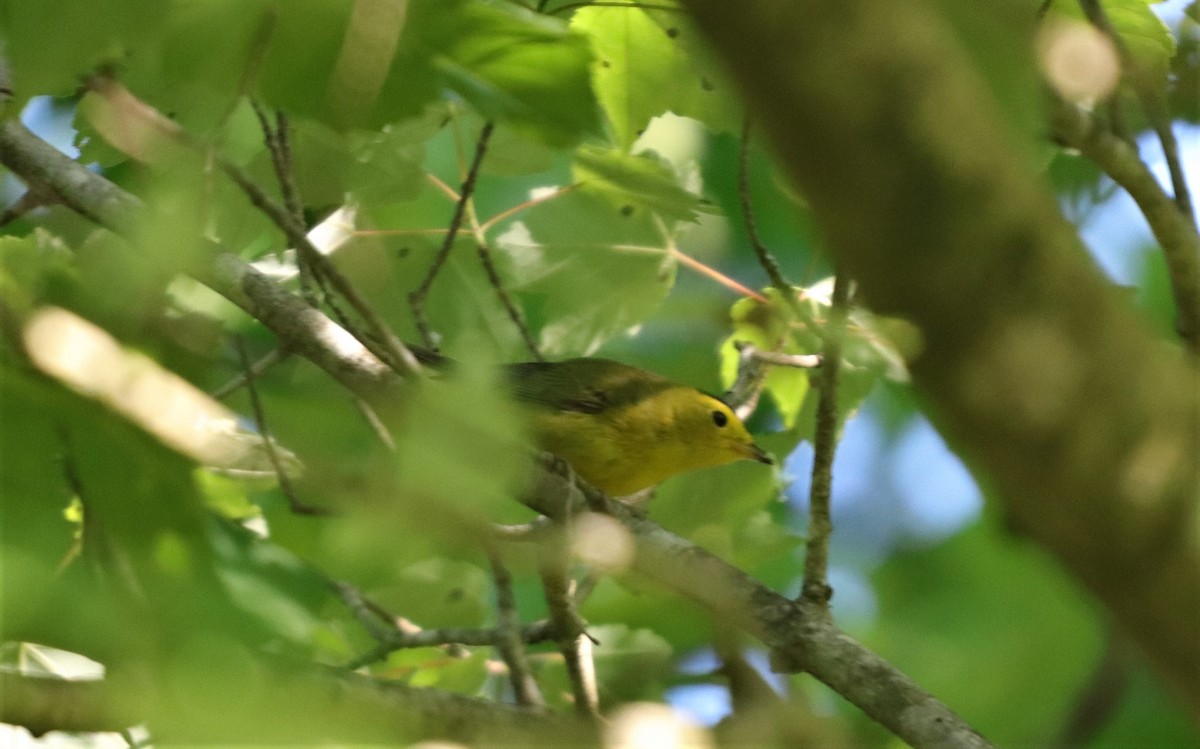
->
{"left": 527, "top": 386, "right": 756, "bottom": 496}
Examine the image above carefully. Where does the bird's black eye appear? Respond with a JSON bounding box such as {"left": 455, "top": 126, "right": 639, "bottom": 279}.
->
{"left": 711, "top": 410, "right": 728, "bottom": 427}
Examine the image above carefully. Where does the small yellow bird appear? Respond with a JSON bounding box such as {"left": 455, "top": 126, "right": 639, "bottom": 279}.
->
{"left": 504, "top": 357, "right": 773, "bottom": 496}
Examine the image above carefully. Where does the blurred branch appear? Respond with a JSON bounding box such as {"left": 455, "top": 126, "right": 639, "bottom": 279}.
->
{"left": 0, "top": 119, "right": 141, "bottom": 233}
{"left": 680, "top": 0, "right": 1200, "bottom": 719}
{"left": 489, "top": 550, "right": 546, "bottom": 708}
{"left": 334, "top": 577, "right": 556, "bottom": 670}
{"left": 234, "top": 339, "right": 329, "bottom": 515}
{"left": 0, "top": 671, "right": 139, "bottom": 737}
{"left": 1049, "top": 96, "right": 1200, "bottom": 354}
{"left": 408, "top": 120, "right": 495, "bottom": 349}
{"left": 539, "top": 527, "right": 600, "bottom": 718}
{"left": 210, "top": 346, "right": 290, "bottom": 400}
{"left": 0, "top": 658, "right": 588, "bottom": 744}
{"left": 1052, "top": 628, "right": 1132, "bottom": 749}
{"left": 801, "top": 271, "right": 848, "bottom": 604}
{"left": 465, "top": 198, "right": 543, "bottom": 361}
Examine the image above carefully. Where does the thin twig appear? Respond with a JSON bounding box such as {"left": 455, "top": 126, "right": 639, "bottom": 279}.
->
{"left": 668, "top": 247, "right": 767, "bottom": 301}
{"left": 801, "top": 272, "right": 849, "bottom": 605}
{"left": 210, "top": 346, "right": 290, "bottom": 400}
{"left": 726, "top": 342, "right": 822, "bottom": 421}
{"left": 489, "top": 550, "right": 546, "bottom": 708}
{"left": 478, "top": 183, "right": 584, "bottom": 235}
{"left": 351, "top": 396, "right": 397, "bottom": 451}
{"left": 466, "top": 196, "right": 543, "bottom": 361}
{"left": 736, "top": 341, "right": 822, "bottom": 369}
{"left": 539, "top": 530, "right": 599, "bottom": 718}
{"left": 1052, "top": 627, "right": 1131, "bottom": 748}
{"left": 409, "top": 121, "right": 496, "bottom": 349}
{"left": 1049, "top": 97, "right": 1200, "bottom": 354}
{"left": 740, "top": 116, "right": 802, "bottom": 315}
{"left": 274, "top": 112, "right": 301, "bottom": 220}
{"left": 1078, "top": 0, "right": 1195, "bottom": 224}
{"left": 0, "top": 184, "right": 58, "bottom": 227}
{"left": 81, "top": 78, "right": 420, "bottom": 378}
{"left": 219, "top": 160, "right": 424, "bottom": 377}
{"left": 235, "top": 339, "right": 328, "bottom": 516}
{"left": 252, "top": 102, "right": 313, "bottom": 305}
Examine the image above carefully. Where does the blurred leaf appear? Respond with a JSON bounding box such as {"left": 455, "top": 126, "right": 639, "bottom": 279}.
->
{"left": 432, "top": 3, "right": 599, "bottom": 146}
{"left": 210, "top": 519, "right": 331, "bottom": 648}
{"left": 196, "top": 470, "right": 263, "bottom": 521}
{"left": 257, "top": 0, "right": 441, "bottom": 130}
{"left": 391, "top": 352, "right": 533, "bottom": 523}
{"left": 404, "top": 649, "right": 490, "bottom": 694}
{"left": 0, "top": 0, "right": 166, "bottom": 103}
{"left": 590, "top": 624, "right": 674, "bottom": 702}
{"left": 868, "top": 522, "right": 1102, "bottom": 744}
{"left": 1044, "top": 0, "right": 1177, "bottom": 100}
{"left": 375, "top": 557, "right": 490, "bottom": 630}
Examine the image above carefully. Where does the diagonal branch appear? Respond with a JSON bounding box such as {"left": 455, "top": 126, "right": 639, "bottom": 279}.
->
{"left": 680, "top": 0, "right": 1200, "bottom": 719}
{"left": 408, "top": 121, "right": 495, "bottom": 348}
{"left": 1049, "top": 96, "right": 1200, "bottom": 354}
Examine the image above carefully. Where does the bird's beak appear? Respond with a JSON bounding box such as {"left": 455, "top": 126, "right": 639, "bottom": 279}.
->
{"left": 745, "top": 442, "right": 774, "bottom": 465}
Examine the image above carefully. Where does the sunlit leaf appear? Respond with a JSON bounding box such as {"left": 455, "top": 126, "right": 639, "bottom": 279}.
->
{"left": 571, "top": 1, "right": 739, "bottom": 147}
{"left": 496, "top": 189, "right": 677, "bottom": 355}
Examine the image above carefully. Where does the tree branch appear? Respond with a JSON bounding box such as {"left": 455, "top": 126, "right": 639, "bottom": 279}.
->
{"left": 1049, "top": 96, "right": 1200, "bottom": 354}
{"left": 489, "top": 550, "right": 546, "bottom": 708}
{"left": 409, "top": 120, "right": 495, "bottom": 348}
{"left": 0, "top": 659, "right": 587, "bottom": 744}
{"left": 520, "top": 456, "right": 996, "bottom": 749}
{"left": 679, "top": 0, "right": 1200, "bottom": 719}
{"left": 801, "top": 271, "right": 849, "bottom": 604}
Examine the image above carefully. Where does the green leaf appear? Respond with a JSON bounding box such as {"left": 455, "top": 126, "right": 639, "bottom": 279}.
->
{"left": 210, "top": 519, "right": 331, "bottom": 648}
{"left": 572, "top": 144, "right": 703, "bottom": 223}
{"left": 719, "top": 281, "right": 916, "bottom": 434}
{"left": 571, "top": 1, "right": 739, "bottom": 147}
{"left": 495, "top": 189, "right": 678, "bottom": 356}
{"left": 257, "top": 0, "right": 444, "bottom": 130}
{"left": 0, "top": 0, "right": 166, "bottom": 103}
{"left": 719, "top": 288, "right": 816, "bottom": 430}
{"left": 374, "top": 557, "right": 490, "bottom": 629}
{"left": 868, "top": 522, "right": 1102, "bottom": 744}
{"left": 388, "top": 352, "right": 534, "bottom": 526}
{"left": 432, "top": 3, "right": 600, "bottom": 146}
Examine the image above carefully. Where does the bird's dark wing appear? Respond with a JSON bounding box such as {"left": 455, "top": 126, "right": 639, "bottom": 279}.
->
{"left": 505, "top": 358, "right": 672, "bottom": 415}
